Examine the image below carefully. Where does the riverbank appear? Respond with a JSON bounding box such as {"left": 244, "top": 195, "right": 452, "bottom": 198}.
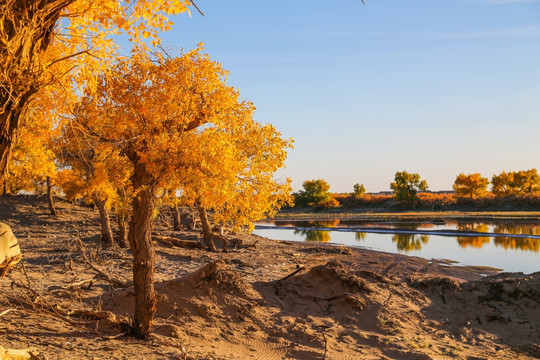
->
{"left": 272, "top": 210, "right": 540, "bottom": 222}
{"left": 0, "top": 195, "right": 538, "bottom": 359}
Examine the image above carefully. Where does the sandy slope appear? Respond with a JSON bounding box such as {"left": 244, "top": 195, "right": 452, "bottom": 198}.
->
{"left": 0, "top": 195, "right": 538, "bottom": 359}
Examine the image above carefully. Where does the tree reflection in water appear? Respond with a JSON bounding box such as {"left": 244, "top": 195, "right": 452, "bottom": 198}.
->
{"left": 291, "top": 220, "right": 339, "bottom": 242}
{"left": 392, "top": 233, "right": 429, "bottom": 252}
{"left": 493, "top": 224, "right": 540, "bottom": 236}
{"left": 457, "top": 224, "right": 490, "bottom": 249}
{"left": 355, "top": 232, "right": 366, "bottom": 241}
{"left": 394, "top": 222, "right": 422, "bottom": 230}
{"left": 457, "top": 223, "right": 490, "bottom": 233}
{"left": 493, "top": 237, "right": 540, "bottom": 252}
{"left": 457, "top": 236, "right": 491, "bottom": 249}
{"left": 456, "top": 223, "right": 540, "bottom": 252}
{"left": 281, "top": 220, "right": 540, "bottom": 252}
{"left": 294, "top": 229, "right": 331, "bottom": 242}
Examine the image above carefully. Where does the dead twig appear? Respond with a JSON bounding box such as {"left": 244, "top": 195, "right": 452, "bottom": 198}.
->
{"left": 61, "top": 278, "right": 94, "bottom": 290}
{"left": 277, "top": 265, "right": 305, "bottom": 282}
{"left": 0, "top": 308, "right": 16, "bottom": 317}
{"left": 318, "top": 322, "right": 338, "bottom": 360}
{"left": 74, "top": 230, "right": 132, "bottom": 288}
{"left": 246, "top": 240, "right": 258, "bottom": 249}
{"left": 3, "top": 292, "right": 92, "bottom": 326}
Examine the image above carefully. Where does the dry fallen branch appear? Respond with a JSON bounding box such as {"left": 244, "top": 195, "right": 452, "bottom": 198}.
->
{"left": 7, "top": 268, "right": 89, "bottom": 326}
{"left": 74, "top": 231, "right": 132, "bottom": 288}
{"left": 3, "top": 289, "right": 93, "bottom": 327}
{"left": 153, "top": 235, "right": 203, "bottom": 249}
{"left": 277, "top": 265, "right": 306, "bottom": 282}
{"left": 94, "top": 320, "right": 127, "bottom": 340}
{"left": 4, "top": 278, "right": 123, "bottom": 329}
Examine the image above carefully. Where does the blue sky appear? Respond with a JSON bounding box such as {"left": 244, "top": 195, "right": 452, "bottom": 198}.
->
{"left": 152, "top": 0, "right": 539, "bottom": 193}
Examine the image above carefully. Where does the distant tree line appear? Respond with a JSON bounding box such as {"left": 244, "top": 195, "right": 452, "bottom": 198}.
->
{"left": 292, "top": 168, "right": 540, "bottom": 210}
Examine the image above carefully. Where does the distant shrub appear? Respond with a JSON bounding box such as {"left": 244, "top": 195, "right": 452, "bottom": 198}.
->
{"left": 353, "top": 183, "right": 366, "bottom": 197}
{"left": 337, "top": 193, "right": 393, "bottom": 209}
{"left": 295, "top": 187, "right": 540, "bottom": 212}
{"left": 417, "top": 193, "right": 456, "bottom": 208}
{"left": 453, "top": 173, "right": 489, "bottom": 199}
{"left": 390, "top": 171, "right": 429, "bottom": 208}
{"left": 313, "top": 197, "right": 340, "bottom": 211}
{"left": 293, "top": 179, "right": 333, "bottom": 207}
{"left": 451, "top": 192, "right": 540, "bottom": 210}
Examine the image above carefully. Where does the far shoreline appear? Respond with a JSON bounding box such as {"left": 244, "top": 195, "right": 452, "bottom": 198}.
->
{"left": 267, "top": 209, "right": 540, "bottom": 222}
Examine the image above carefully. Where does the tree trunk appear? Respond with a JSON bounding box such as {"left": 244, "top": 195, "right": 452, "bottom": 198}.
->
{"left": 172, "top": 204, "right": 181, "bottom": 231}
{"left": 46, "top": 176, "right": 57, "bottom": 216}
{"left": 93, "top": 195, "right": 115, "bottom": 248}
{"left": 181, "top": 212, "right": 195, "bottom": 230}
{"left": 0, "top": 0, "right": 74, "bottom": 182}
{"left": 125, "top": 146, "right": 157, "bottom": 339}
{"left": 117, "top": 215, "right": 129, "bottom": 248}
{"left": 197, "top": 206, "right": 217, "bottom": 252}
{"left": 2, "top": 178, "right": 8, "bottom": 195}
{"left": 129, "top": 183, "right": 157, "bottom": 339}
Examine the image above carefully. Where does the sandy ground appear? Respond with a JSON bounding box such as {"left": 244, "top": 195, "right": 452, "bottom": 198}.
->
{"left": 0, "top": 195, "right": 539, "bottom": 360}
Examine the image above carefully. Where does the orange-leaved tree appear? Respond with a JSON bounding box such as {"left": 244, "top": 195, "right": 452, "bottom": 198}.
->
{"left": 173, "top": 102, "right": 293, "bottom": 251}
{"left": 453, "top": 173, "right": 489, "bottom": 199}
{"left": 6, "top": 105, "right": 58, "bottom": 195}
{"left": 57, "top": 122, "right": 131, "bottom": 248}
{"left": 390, "top": 171, "right": 428, "bottom": 207}
{"left": 511, "top": 169, "right": 540, "bottom": 194}
{"left": 6, "top": 89, "right": 65, "bottom": 215}
{"left": 70, "top": 46, "right": 271, "bottom": 338}
{"left": 491, "top": 171, "right": 515, "bottom": 196}
{"left": 491, "top": 169, "right": 540, "bottom": 196}
{"left": 0, "top": 0, "right": 194, "bottom": 182}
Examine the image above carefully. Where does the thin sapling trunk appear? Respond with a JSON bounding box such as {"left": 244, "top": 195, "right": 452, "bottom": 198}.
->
{"left": 46, "top": 176, "right": 57, "bottom": 216}
{"left": 197, "top": 206, "right": 217, "bottom": 252}
{"left": 93, "top": 195, "right": 115, "bottom": 248}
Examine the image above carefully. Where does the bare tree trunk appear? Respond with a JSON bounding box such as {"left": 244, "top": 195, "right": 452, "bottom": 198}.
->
{"left": 2, "top": 178, "right": 9, "bottom": 195}
{"left": 181, "top": 212, "right": 194, "bottom": 230}
{"left": 117, "top": 215, "right": 129, "bottom": 248}
{"left": 172, "top": 204, "right": 181, "bottom": 231}
{"left": 0, "top": 0, "right": 74, "bottom": 182}
{"left": 129, "top": 183, "right": 156, "bottom": 339}
{"left": 125, "top": 147, "right": 157, "bottom": 339}
{"left": 197, "top": 206, "right": 217, "bottom": 252}
{"left": 46, "top": 176, "right": 57, "bottom": 216}
{"left": 93, "top": 195, "right": 115, "bottom": 248}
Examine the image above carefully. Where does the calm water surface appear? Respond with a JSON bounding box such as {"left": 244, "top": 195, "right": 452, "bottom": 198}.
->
{"left": 253, "top": 220, "right": 540, "bottom": 274}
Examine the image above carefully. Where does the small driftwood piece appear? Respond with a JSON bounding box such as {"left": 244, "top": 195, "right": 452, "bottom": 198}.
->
{"left": 62, "top": 278, "right": 94, "bottom": 290}
{"left": 153, "top": 235, "right": 203, "bottom": 249}
{"left": 277, "top": 265, "right": 306, "bottom": 282}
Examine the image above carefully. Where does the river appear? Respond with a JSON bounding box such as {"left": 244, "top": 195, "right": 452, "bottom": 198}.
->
{"left": 253, "top": 220, "right": 540, "bottom": 274}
